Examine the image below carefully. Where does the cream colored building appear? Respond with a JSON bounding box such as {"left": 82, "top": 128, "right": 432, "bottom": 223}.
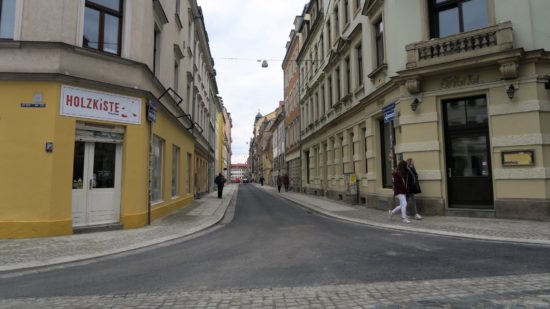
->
{"left": 0, "top": 0, "right": 222, "bottom": 238}
{"left": 296, "top": 0, "right": 550, "bottom": 220}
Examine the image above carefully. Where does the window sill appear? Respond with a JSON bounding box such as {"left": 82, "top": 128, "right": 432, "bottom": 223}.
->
{"left": 354, "top": 84, "right": 365, "bottom": 95}
{"left": 175, "top": 13, "right": 183, "bottom": 29}
{"left": 368, "top": 63, "right": 388, "bottom": 80}
{"left": 151, "top": 200, "right": 164, "bottom": 206}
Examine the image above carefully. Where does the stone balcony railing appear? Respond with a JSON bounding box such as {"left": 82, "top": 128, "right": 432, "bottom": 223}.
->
{"left": 406, "top": 21, "right": 514, "bottom": 69}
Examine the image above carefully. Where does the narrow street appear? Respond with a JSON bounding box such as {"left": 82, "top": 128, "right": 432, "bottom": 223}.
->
{"left": 1, "top": 185, "right": 549, "bottom": 307}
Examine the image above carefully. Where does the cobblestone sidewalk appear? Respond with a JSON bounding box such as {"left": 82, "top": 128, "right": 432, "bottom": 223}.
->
{"left": 1, "top": 273, "right": 548, "bottom": 308}
{"left": 0, "top": 185, "right": 237, "bottom": 272}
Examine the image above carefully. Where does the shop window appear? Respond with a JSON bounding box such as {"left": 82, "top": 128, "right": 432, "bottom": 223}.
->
{"left": 379, "top": 119, "right": 395, "bottom": 188}
{"left": 429, "top": 0, "right": 489, "bottom": 38}
{"left": 83, "top": 0, "right": 123, "bottom": 55}
{"left": 151, "top": 135, "right": 164, "bottom": 203}
{"left": 0, "top": 0, "right": 16, "bottom": 39}
{"left": 172, "top": 146, "right": 180, "bottom": 197}
{"left": 306, "top": 151, "right": 310, "bottom": 184}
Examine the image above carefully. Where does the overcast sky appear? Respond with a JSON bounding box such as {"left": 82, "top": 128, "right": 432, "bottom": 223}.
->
{"left": 198, "top": 0, "right": 308, "bottom": 164}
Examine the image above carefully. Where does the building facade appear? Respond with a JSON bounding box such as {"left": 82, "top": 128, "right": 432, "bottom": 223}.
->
{"left": 283, "top": 14, "right": 304, "bottom": 192}
{"left": 272, "top": 102, "right": 286, "bottom": 184}
{"left": 230, "top": 163, "right": 247, "bottom": 182}
{"left": 0, "top": 0, "right": 226, "bottom": 238}
{"left": 292, "top": 0, "right": 550, "bottom": 220}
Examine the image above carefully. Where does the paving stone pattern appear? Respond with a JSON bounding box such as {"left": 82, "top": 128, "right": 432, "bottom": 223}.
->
{"left": 1, "top": 273, "right": 548, "bottom": 308}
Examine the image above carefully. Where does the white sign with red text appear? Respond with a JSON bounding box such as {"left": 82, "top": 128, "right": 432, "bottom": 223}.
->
{"left": 60, "top": 85, "right": 142, "bottom": 125}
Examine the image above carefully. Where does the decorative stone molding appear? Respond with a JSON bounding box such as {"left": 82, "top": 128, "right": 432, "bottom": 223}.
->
{"left": 494, "top": 168, "right": 550, "bottom": 179}
{"left": 366, "top": 172, "right": 377, "bottom": 180}
{"left": 406, "top": 78, "right": 421, "bottom": 94}
{"left": 399, "top": 112, "right": 438, "bottom": 126}
{"left": 499, "top": 61, "right": 519, "bottom": 80}
{"left": 492, "top": 134, "right": 550, "bottom": 147}
{"left": 417, "top": 170, "right": 442, "bottom": 181}
{"left": 395, "top": 141, "right": 440, "bottom": 153}
{"left": 405, "top": 22, "right": 514, "bottom": 69}
{"left": 489, "top": 100, "right": 550, "bottom": 116}
{"left": 366, "top": 150, "right": 375, "bottom": 159}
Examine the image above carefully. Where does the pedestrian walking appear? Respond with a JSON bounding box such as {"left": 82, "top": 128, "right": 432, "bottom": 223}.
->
{"left": 283, "top": 174, "right": 290, "bottom": 192}
{"left": 406, "top": 158, "right": 423, "bottom": 220}
{"left": 214, "top": 173, "right": 226, "bottom": 198}
{"left": 389, "top": 160, "right": 410, "bottom": 223}
{"left": 276, "top": 175, "right": 282, "bottom": 193}
{"left": 259, "top": 176, "right": 264, "bottom": 186}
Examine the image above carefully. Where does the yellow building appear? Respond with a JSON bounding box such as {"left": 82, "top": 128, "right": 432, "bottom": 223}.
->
{"left": 0, "top": 0, "right": 221, "bottom": 238}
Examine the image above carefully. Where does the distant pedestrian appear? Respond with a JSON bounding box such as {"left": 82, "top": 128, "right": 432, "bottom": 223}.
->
{"left": 283, "top": 174, "right": 290, "bottom": 192}
{"left": 214, "top": 173, "right": 226, "bottom": 198}
{"left": 276, "top": 175, "right": 282, "bottom": 193}
{"left": 406, "top": 158, "right": 422, "bottom": 220}
{"left": 259, "top": 176, "right": 264, "bottom": 186}
{"left": 389, "top": 160, "right": 410, "bottom": 224}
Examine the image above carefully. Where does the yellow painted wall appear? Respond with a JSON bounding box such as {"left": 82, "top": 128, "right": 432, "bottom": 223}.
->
{"left": 149, "top": 105, "right": 195, "bottom": 222}
{"left": 0, "top": 81, "right": 195, "bottom": 238}
{"left": 0, "top": 82, "right": 73, "bottom": 238}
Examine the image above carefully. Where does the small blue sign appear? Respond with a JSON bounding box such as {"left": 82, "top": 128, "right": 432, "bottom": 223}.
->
{"left": 147, "top": 100, "right": 157, "bottom": 123}
{"left": 382, "top": 102, "right": 395, "bottom": 123}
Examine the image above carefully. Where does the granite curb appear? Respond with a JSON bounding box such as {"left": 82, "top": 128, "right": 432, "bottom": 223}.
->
{"left": 0, "top": 186, "right": 238, "bottom": 273}
{"left": 256, "top": 184, "right": 550, "bottom": 246}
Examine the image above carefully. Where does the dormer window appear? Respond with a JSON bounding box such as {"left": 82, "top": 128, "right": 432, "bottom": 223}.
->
{"left": 429, "top": 0, "right": 489, "bottom": 38}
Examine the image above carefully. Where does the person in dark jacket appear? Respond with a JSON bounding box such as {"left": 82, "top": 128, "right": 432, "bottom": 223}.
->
{"left": 389, "top": 160, "right": 410, "bottom": 223}
{"left": 259, "top": 176, "right": 264, "bottom": 186}
{"left": 276, "top": 175, "right": 283, "bottom": 193}
{"left": 406, "top": 158, "right": 422, "bottom": 220}
{"left": 283, "top": 174, "right": 290, "bottom": 192}
{"left": 214, "top": 173, "right": 226, "bottom": 198}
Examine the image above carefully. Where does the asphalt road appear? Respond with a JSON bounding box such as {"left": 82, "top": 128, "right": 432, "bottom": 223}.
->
{"left": 1, "top": 184, "right": 549, "bottom": 299}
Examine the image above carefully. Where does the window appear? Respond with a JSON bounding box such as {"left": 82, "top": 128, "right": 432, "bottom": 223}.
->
{"left": 153, "top": 27, "right": 161, "bottom": 76}
{"left": 83, "top": 0, "right": 123, "bottom": 55}
{"left": 345, "top": 57, "right": 351, "bottom": 94}
{"left": 306, "top": 150, "right": 310, "bottom": 184}
{"left": 379, "top": 120, "right": 395, "bottom": 188}
{"left": 0, "top": 0, "right": 16, "bottom": 39}
{"left": 152, "top": 135, "right": 164, "bottom": 203}
{"left": 187, "top": 153, "right": 192, "bottom": 193}
{"left": 172, "top": 146, "right": 180, "bottom": 197}
{"left": 344, "top": 0, "right": 349, "bottom": 24}
{"left": 430, "top": 0, "right": 488, "bottom": 38}
{"left": 326, "top": 21, "right": 331, "bottom": 47}
{"left": 327, "top": 76, "right": 333, "bottom": 107}
{"left": 335, "top": 67, "right": 341, "bottom": 101}
{"left": 356, "top": 44, "right": 363, "bottom": 87}
{"left": 364, "top": 127, "right": 368, "bottom": 173}
{"left": 334, "top": 7, "right": 339, "bottom": 36}
{"left": 374, "top": 19, "right": 384, "bottom": 67}
{"left": 176, "top": 0, "right": 181, "bottom": 16}
{"left": 174, "top": 59, "right": 180, "bottom": 94}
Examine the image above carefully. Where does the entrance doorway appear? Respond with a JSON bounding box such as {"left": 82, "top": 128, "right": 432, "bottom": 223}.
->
{"left": 72, "top": 140, "right": 122, "bottom": 227}
{"left": 443, "top": 96, "right": 493, "bottom": 209}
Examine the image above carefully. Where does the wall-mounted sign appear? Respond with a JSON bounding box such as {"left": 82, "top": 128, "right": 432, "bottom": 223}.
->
{"left": 147, "top": 100, "right": 158, "bottom": 123}
{"left": 60, "top": 85, "right": 141, "bottom": 125}
{"left": 440, "top": 74, "right": 480, "bottom": 89}
{"left": 502, "top": 150, "right": 535, "bottom": 167}
{"left": 21, "top": 103, "right": 46, "bottom": 108}
{"left": 382, "top": 102, "right": 395, "bottom": 123}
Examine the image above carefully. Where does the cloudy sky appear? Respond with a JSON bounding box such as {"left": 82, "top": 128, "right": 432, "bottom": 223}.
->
{"left": 198, "top": 0, "right": 308, "bottom": 164}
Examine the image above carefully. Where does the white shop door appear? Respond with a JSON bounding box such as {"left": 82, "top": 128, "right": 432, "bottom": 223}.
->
{"left": 72, "top": 141, "right": 122, "bottom": 227}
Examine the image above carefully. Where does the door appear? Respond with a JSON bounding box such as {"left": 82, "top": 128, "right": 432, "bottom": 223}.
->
{"left": 443, "top": 96, "right": 493, "bottom": 209}
{"left": 72, "top": 141, "right": 122, "bottom": 227}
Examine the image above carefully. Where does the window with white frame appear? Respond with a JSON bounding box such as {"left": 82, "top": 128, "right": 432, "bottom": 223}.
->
{"left": 0, "top": 0, "right": 15, "bottom": 39}
{"left": 374, "top": 18, "right": 384, "bottom": 67}
{"left": 83, "top": 0, "right": 123, "bottom": 55}
{"left": 429, "top": 0, "right": 489, "bottom": 38}
{"left": 151, "top": 135, "right": 164, "bottom": 203}
{"left": 172, "top": 145, "right": 180, "bottom": 197}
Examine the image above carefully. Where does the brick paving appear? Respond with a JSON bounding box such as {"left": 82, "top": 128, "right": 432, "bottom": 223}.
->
{"left": 1, "top": 273, "right": 549, "bottom": 308}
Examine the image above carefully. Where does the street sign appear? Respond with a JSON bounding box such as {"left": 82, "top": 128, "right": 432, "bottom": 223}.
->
{"left": 147, "top": 100, "right": 158, "bottom": 123}
{"left": 382, "top": 102, "right": 395, "bottom": 123}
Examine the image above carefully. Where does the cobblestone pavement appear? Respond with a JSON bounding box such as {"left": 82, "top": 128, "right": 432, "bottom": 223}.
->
{"left": 257, "top": 184, "right": 550, "bottom": 246}
{"left": 0, "top": 185, "right": 237, "bottom": 272}
{"left": 1, "top": 273, "right": 548, "bottom": 308}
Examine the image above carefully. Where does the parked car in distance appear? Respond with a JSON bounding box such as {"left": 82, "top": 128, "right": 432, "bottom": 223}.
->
{"left": 242, "top": 177, "right": 249, "bottom": 183}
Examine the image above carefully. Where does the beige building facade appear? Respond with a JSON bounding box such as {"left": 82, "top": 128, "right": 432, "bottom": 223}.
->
{"left": 295, "top": 0, "right": 550, "bottom": 220}
{"left": 0, "top": 0, "right": 224, "bottom": 238}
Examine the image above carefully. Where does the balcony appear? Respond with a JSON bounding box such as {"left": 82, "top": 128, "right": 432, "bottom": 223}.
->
{"left": 406, "top": 22, "right": 514, "bottom": 69}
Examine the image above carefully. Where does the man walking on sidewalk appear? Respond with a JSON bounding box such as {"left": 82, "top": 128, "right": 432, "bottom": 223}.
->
{"left": 214, "top": 173, "right": 226, "bottom": 198}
